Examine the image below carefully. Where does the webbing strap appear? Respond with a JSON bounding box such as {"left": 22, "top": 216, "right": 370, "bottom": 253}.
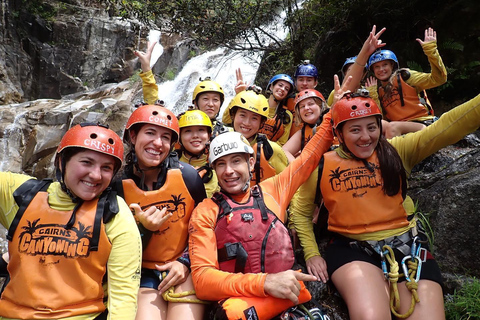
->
{"left": 217, "top": 242, "right": 248, "bottom": 273}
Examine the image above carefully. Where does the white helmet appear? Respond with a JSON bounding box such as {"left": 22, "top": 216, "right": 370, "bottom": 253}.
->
{"left": 209, "top": 131, "right": 254, "bottom": 164}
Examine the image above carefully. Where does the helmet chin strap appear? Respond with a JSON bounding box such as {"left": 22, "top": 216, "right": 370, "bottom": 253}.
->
{"left": 241, "top": 162, "right": 254, "bottom": 193}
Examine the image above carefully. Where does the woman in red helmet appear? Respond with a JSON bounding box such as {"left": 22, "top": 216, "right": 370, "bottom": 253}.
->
{"left": 0, "top": 123, "right": 142, "bottom": 320}
{"left": 115, "top": 104, "right": 207, "bottom": 320}
{"left": 295, "top": 90, "right": 480, "bottom": 320}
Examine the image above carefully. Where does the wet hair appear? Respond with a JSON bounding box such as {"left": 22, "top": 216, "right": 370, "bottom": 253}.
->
{"left": 337, "top": 117, "right": 406, "bottom": 197}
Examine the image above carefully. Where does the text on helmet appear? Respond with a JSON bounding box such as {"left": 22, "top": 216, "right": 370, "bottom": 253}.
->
{"left": 350, "top": 108, "right": 372, "bottom": 117}
{"left": 213, "top": 141, "right": 239, "bottom": 156}
{"left": 149, "top": 115, "right": 173, "bottom": 127}
{"left": 85, "top": 139, "right": 114, "bottom": 154}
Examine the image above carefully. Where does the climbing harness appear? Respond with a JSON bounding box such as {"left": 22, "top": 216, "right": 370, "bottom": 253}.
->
{"left": 160, "top": 272, "right": 209, "bottom": 304}
{"left": 280, "top": 304, "right": 330, "bottom": 320}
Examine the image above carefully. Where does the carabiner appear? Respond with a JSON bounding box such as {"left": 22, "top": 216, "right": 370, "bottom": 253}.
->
{"left": 402, "top": 255, "right": 422, "bottom": 282}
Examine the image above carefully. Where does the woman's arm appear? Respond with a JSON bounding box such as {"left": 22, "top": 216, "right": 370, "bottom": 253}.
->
{"left": 105, "top": 198, "right": 142, "bottom": 320}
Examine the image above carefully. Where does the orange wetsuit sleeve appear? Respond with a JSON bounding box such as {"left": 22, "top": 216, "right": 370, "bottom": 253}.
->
{"left": 189, "top": 199, "right": 268, "bottom": 301}
{"left": 259, "top": 111, "right": 333, "bottom": 222}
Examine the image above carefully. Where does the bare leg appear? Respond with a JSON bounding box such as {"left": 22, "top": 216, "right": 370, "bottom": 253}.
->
{"left": 332, "top": 261, "right": 391, "bottom": 320}
{"left": 166, "top": 273, "right": 205, "bottom": 320}
{"left": 396, "top": 280, "right": 445, "bottom": 320}
{"left": 136, "top": 287, "right": 168, "bottom": 320}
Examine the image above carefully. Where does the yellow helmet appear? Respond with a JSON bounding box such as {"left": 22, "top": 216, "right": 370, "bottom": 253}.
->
{"left": 178, "top": 110, "right": 213, "bottom": 131}
{"left": 192, "top": 77, "right": 225, "bottom": 104}
{"left": 228, "top": 88, "right": 269, "bottom": 119}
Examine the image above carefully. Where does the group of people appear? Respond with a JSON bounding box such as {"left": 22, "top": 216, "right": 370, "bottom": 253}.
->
{"left": 0, "top": 25, "right": 478, "bottom": 320}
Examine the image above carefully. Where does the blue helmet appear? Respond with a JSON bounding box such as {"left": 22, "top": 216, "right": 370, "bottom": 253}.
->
{"left": 341, "top": 56, "right": 358, "bottom": 76}
{"left": 367, "top": 50, "right": 399, "bottom": 70}
{"left": 294, "top": 60, "right": 318, "bottom": 78}
{"left": 266, "top": 74, "right": 294, "bottom": 94}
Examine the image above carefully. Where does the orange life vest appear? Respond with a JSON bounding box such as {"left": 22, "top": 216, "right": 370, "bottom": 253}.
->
{"left": 300, "top": 124, "right": 316, "bottom": 151}
{"left": 0, "top": 186, "right": 111, "bottom": 319}
{"left": 378, "top": 73, "right": 431, "bottom": 121}
{"left": 121, "top": 168, "right": 196, "bottom": 269}
{"left": 213, "top": 186, "right": 294, "bottom": 274}
{"left": 320, "top": 151, "right": 409, "bottom": 235}
{"left": 258, "top": 107, "right": 289, "bottom": 142}
{"left": 250, "top": 135, "right": 276, "bottom": 187}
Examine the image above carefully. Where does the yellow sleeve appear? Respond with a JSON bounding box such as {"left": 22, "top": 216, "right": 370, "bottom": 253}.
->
{"left": 326, "top": 89, "right": 335, "bottom": 107}
{"left": 105, "top": 196, "right": 142, "bottom": 320}
{"left": 406, "top": 41, "right": 447, "bottom": 92}
{"left": 0, "top": 172, "right": 34, "bottom": 229}
{"left": 392, "top": 93, "right": 480, "bottom": 174}
{"left": 289, "top": 168, "right": 321, "bottom": 260}
{"left": 268, "top": 141, "right": 289, "bottom": 174}
{"left": 139, "top": 70, "right": 159, "bottom": 105}
{"left": 275, "top": 110, "right": 293, "bottom": 146}
{"left": 204, "top": 171, "right": 220, "bottom": 198}
{"left": 222, "top": 106, "right": 233, "bottom": 125}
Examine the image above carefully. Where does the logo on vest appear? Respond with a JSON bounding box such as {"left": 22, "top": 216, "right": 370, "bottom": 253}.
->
{"left": 328, "top": 164, "right": 381, "bottom": 193}
{"left": 18, "top": 219, "right": 92, "bottom": 258}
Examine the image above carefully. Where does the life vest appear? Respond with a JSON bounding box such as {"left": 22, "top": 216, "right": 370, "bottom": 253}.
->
{"left": 378, "top": 73, "right": 432, "bottom": 122}
{"left": 250, "top": 134, "right": 276, "bottom": 187}
{"left": 320, "top": 152, "right": 409, "bottom": 235}
{"left": 300, "top": 123, "right": 316, "bottom": 151}
{"left": 0, "top": 179, "right": 112, "bottom": 319}
{"left": 121, "top": 168, "right": 196, "bottom": 269}
{"left": 213, "top": 186, "right": 294, "bottom": 274}
{"left": 258, "top": 106, "right": 290, "bottom": 142}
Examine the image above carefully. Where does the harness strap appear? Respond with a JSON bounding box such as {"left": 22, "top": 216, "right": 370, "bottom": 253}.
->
{"left": 217, "top": 242, "right": 249, "bottom": 273}
{"left": 213, "top": 193, "right": 233, "bottom": 221}
{"left": 255, "top": 140, "right": 262, "bottom": 186}
{"left": 396, "top": 73, "right": 405, "bottom": 107}
{"left": 8, "top": 179, "right": 52, "bottom": 241}
{"left": 251, "top": 186, "right": 268, "bottom": 220}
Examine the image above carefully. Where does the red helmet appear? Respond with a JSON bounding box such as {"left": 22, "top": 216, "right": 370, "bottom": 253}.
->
{"left": 124, "top": 104, "right": 179, "bottom": 144}
{"left": 294, "top": 89, "right": 325, "bottom": 111}
{"left": 56, "top": 123, "right": 124, "bottom": 165}
{"left": 332, "top": 90, "right": 382, "bottom": 129}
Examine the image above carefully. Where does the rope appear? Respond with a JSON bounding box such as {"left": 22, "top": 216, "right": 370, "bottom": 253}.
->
{"left": 382, "top": 245, "right": 420, "bottom": 318}
{"left": 160, "top": 272, "right": 209, "bottom": 304}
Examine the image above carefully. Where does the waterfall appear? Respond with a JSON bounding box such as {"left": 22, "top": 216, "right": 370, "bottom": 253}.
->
{"left": 155, "top": 7, "right": 291, "bottom": 117}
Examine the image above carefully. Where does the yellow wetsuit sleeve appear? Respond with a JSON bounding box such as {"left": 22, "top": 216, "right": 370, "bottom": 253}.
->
{"left": 275, "top": 110, "right": 293, "bottom": 146}
{"left": 189, "top": 200, "right": 268, "bottom": 300}
{"left": 406, "top": 41, "right": 447, "bottom": 92}
{"left": 326, "top": 89, "right": 335, "bottom": 107}
{"left": 392, "top": 93, "right": 480, "bottom": 174}
{"left": 289, "top": 167, "right": 321, "bottom": 261}
{"left": 204, "top": 171, "right": 220, "bottom": 198}
{"left": 268, "top": 140, "right": 289, "bottom": 174}
{"left": 139, "top": 70, "right": 159, "bottom": 105}
{"left": 222, "top": 106, "right": 233, "bottom": 125}
{"left": 0, "top": 172, "right": 33, "bottom": 229}
{"left": 104, "top": 196, "right": 141, "bottom": 320}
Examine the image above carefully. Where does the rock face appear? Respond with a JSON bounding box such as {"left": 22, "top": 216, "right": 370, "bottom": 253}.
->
{"left": 0, "top": 0, "right": 192, "bottom": 104}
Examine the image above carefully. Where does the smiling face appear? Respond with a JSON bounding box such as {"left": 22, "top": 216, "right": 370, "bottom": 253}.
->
{"left": 130, "top": 124, "right": 172, "bottom": 169}
{"left": 270, "top": 80, "right": 292, "bottom": 100}
{"left": 180, "top": 125, "right": 210, "bottom": 155}
{"left": 372, "top": 60, "right": 395, "bottom": 82}
{"left": 232, "top": 108, "right": 264, "bottom": 141}
{"left": 195, "top": 92, "right": 222, "bottom": 119}
{"left": 295, "top": 76, "right": 317, "bottom": 91}
{"left": 337, "top": 116, "right": 381, "bottom": 159}
{"left": 213, "top": 153, "right": 255, "bottom": 195}
{"left": 298, "top": 97, "right": 322, "bottom": 125}
{"left": 63, "top": 150, "right": 115, "bottom": 201}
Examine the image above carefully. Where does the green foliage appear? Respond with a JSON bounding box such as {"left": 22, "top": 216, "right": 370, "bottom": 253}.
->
{"left": 128, "top": 70, "right": 141, "bottom": 86}
{"left": 445, "top": 278, "right": 480, "bottom": 320}
{"left": 162, "top": 68, "right": 177, "bottom": 81}
{"left": 22, "top": 0, "right": 58, "bottom": 22}
{"left": 413, "top": 205, "right": 435, "bottom": 251}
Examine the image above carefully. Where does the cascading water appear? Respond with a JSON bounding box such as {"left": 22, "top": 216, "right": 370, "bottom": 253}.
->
{"left": 153, "top": 7, "right": 291, "bottom": 116}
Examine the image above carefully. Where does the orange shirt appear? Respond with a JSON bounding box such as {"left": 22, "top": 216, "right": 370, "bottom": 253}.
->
{"left": 188, "top": 111, "right": 333, "bottom": 301}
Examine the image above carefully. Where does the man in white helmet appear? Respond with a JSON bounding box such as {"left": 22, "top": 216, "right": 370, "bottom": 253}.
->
{"left": 188, "top": 107, "right": 334, "bottom": 318}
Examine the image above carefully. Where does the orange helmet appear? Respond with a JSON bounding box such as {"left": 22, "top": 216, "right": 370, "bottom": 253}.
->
{"left": 56, "top": 123, "right": 124, "bottom": 166}
{"left": 294, "top": 89, "right": 325, "bottom": 111}
{"left": 332, "top": 90, "right": 382, "bottom": 129}
{"left": 124, "top": 104, "right": 179, "bottom": 144}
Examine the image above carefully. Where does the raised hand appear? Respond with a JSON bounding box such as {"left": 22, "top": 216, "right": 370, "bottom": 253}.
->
{"left": 416, "top": 27, "right": 437, "bottom": 46}
{"left": 235, "top": 68, "right": 248, "bottom": 94}
{"left": 134, "top": 40, "right": 157, "bottom": 73}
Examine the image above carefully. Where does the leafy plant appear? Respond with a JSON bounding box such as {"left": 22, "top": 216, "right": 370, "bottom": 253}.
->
{"left": 445, "top": 278, "right": 480, "bottom": 320}
{"left": 413, "top": 203, "right": 435, "bottom": 251}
